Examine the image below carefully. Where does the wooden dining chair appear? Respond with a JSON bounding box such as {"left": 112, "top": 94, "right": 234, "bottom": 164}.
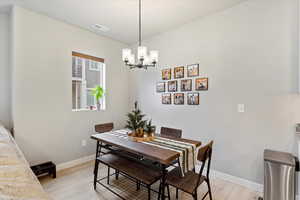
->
{"left": 95, "top": 122, "right": 114, "bottom": 133}
{"left": 160, "top": 127, "right": 182, "bottom": 138}
{"left": 162, "top": 141, "right": 214, "bottom": 200}
{"left": 94, "top": 123, "right": 117, "bottom": 180}
{"left": 94, "top": 122, "right": 114, "bottom": 156}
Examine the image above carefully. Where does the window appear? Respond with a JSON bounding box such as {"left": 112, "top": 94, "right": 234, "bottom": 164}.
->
{"left": 72, "top": 52, "right": 106, "bottom": 111}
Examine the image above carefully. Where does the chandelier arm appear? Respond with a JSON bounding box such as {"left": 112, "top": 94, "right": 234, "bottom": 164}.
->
{"left": 126, "top": 63, "right": 156, "bottom": 70}
{"left": 143, "top": 64, "right": 155, "bottom": 68}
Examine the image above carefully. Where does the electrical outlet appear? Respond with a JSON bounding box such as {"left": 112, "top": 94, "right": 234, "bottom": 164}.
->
{"left": 81, "top": 140, "right": 87, "bottom": 146}
{"left": 238, "top": 104, "right": 245, "bottom": 113}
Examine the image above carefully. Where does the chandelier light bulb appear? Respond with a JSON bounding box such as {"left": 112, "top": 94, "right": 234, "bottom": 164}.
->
{"left": 137, "top": 46, "right": 147, "bottom": 60}
{"left": 128, "top": 54, "right": 135, "bottom": 64}
{"left": 144, "top": 55, "right": 150, "bottom": 65}
{"left": 122, "top": 49, "right": 131, "bottom": 61}
{"left": 150, "top": 50, "right": 158, "bottom": 63}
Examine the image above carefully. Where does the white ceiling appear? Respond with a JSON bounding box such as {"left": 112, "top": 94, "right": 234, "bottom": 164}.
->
{"left": 1, "top": 0, "right": 248, "bottom": 44}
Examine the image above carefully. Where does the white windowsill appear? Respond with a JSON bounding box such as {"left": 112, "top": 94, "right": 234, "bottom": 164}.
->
{"left": 72, "top": 108, "right": 105, "bottom": 112}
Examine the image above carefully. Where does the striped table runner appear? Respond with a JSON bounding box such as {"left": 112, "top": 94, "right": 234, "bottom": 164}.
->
{"left": 104, "top": 129, "right": 198, "bottom": 177}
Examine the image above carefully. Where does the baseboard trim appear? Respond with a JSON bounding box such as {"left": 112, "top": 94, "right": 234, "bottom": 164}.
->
{"left": 56, "top": 154, "right": 95, "bottom": 171}
{"left": 195, "top": 164, "right": 263, "bottom": 193}
{"left": 210, "top": 169, "right": 263, "bottom": 193}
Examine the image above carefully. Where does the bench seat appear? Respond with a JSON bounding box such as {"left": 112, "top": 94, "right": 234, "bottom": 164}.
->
{"left": 97, "top": 153, "right": 161, "bottom": 185}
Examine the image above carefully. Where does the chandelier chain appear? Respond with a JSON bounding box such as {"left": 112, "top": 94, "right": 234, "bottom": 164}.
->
{"left": 139, "top": 0, "right": 141, "bottom": 46}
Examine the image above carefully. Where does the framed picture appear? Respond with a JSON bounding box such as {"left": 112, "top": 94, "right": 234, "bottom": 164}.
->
{"left": 174, "top": 66, "right": 184, "bottom": 79}
{"left": 187, "top": 93, "right": 199, "bottom": 105}
{"left": 181, "top": 79, "right": 192, "bottom": 91}
{"left": 174, "top": 93, "right": 184, "bottom": 105}
{"left": 162, "top": 93, "right": 172, "bottom": 104}
{"left": 168, "top": 80, "right": 177, "bottom": 92}
{"left": 187, "top": 64, "right": 199, "bottom": 77}
{"left": 162, "top": 69, "right": 172, "bottom": 80}
{"left": 156, "top": 82, "right": 166, "bottom": 93}
{"left": 195, "top": 78, "right": 208, "bottom": 91}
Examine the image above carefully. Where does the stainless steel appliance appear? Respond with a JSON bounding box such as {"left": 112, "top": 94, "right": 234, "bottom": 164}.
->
{"left": 264, "top": 149, "right": 296, "bottom": 200}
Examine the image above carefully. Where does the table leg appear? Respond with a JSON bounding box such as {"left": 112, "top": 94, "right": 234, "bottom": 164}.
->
{"left": 94, "top": 159, "right": 99, "bottom": 190}
{"left": 53, "top": 165, "right": 56, "bottom": 178}
{"left": 161, "top": 164, "right": 167, "bottom": 200}
{"left": 96, "top": 141, "right": 100, "bottom": 158}
{"left": 94, "top": 141, "right": 100, "bottom": 175}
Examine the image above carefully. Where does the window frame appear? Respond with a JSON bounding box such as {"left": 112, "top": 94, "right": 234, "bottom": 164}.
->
{"left": 88, "top": 60, "right": 101, "bottom": 71}
{"left": 72, "top": 52, "right": 106, "bottom": 112}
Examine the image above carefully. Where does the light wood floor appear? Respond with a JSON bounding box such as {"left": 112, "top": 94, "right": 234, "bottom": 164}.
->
{"left": 39, "top": 161, "right": 261, "bottom": 200}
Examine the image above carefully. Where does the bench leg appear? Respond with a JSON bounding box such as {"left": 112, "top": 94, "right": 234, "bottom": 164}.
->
{"left": 107, "top": 166, "right": 110, "bottom": 185}
{"left": 176, "top": 188, "right": 179, "bottom": 199}
{"left": 148, "top": 185, "right": 151, "bottom": 200}
{"left": 115, "top": 170, "right": 119, "bottom": 180}
{"left": 193, "top": 190, "right": 198, "bottom": 200}
{"left": 94, "top": 159, "right": 99, "bottom": 190}
{"left": 136, "top": 181, "right": 141, "bottom": 191}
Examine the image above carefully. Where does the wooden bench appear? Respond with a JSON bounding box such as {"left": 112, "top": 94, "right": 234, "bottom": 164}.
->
{"left": 94, "top": 153, "right": 162, "bottom": 200}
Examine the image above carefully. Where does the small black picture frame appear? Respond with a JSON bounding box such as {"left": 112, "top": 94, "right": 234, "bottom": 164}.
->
{"left": 187, "top": 64, "right": 199, "bottom": 77}
{"left": 156, "top": 82, "right": 166, "bottom": 93}
{"left": 168, "top": 80, "right": 178, "bottom": 92}
{"left": 181, "top": 79, "right": 192, "bottom": 92}
{"left": 174, "top": 93, "right": 184, "bottom": 105}
{"left": 162, "top": 93, "right": 172, "bottom": 104}
{"left": 187, "top": 93, "right": 200, "bottom": 105}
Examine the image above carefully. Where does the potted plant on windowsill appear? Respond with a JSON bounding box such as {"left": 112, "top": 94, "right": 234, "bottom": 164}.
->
{"left": 91, "top": 85, "right": 104, "bottom": 111}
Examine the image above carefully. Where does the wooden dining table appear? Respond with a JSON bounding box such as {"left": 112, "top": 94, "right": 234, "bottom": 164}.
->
{"left": 91, "top": 130, "right": 201, "bottom": 200}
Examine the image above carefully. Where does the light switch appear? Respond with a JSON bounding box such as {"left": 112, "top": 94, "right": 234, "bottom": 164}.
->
{"left": 238, "top": 104, "right": 245, "bottom": 113}
{"left": 81, "top": 140, "right": 87, "bottom": 146}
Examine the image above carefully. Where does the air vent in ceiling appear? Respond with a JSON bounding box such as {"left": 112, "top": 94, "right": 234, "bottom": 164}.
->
{"left": 92, "top": 24, "right": 110, "bottom": 32}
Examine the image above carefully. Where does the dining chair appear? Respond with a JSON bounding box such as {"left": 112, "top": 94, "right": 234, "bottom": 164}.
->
{"left": 160, "top": 127, "right": 183, "bottom": 169}
{"left": 95, "top": 122, "right": 114, "bottom": 133}
{"left": 94, "top": 122, "right": 114, "bottom": 156}
{"left": 160, "top": 127, "right": 182, "bottom": 138}
{"left": 161, "top": 141, "right": 213, "bottom": 200}
{"left": 94, "top": 123, "right": 118, "bottom": 181}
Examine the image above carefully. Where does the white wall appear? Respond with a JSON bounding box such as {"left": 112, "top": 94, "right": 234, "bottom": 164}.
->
{"left": 0, "top": 12, "right": 11, "bottom": 129}
{"left": 12, "top": 6, "right": 130, "bottom": 165}
{"left": 129, "top": 0, "right": 300, "bottom": 184}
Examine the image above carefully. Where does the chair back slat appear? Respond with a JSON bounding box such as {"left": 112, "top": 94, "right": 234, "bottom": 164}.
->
{"left": 160, "top": 127, "right": 182, "bottom": 138}
{"left": 197, "top": 141, "right": 213, "bottom": 162}
{"left": 95, "top": 123, "right": 114, "bottom": 133}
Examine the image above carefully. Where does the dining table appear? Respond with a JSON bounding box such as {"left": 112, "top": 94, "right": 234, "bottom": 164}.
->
{"left": 91, "top": 129, "right": 201, "bottom": 200}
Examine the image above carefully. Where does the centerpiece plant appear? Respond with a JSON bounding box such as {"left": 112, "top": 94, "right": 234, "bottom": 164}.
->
{"left": 126, "top": 101, "right": 155, "bottom": 138}
{"left": 144, "top": 120, "right": 156, "bottom": 137}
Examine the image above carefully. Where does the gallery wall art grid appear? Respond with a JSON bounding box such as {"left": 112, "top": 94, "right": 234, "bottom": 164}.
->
{"left": 156, "top": 64, "right": 208, "bottom": 105}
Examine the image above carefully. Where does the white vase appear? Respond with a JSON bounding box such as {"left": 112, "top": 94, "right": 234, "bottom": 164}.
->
{"left": 96, "top": 101, "right": 101, "bottom": 111}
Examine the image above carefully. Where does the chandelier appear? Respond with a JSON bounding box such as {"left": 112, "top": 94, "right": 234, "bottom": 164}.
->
{"left": 122, "top": 0, "right": 159, "bottom": 69}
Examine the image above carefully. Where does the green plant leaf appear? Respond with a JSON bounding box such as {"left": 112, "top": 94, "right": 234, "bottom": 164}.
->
{"left": 91, "top": 85, "right": 104, "bottom": 101}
